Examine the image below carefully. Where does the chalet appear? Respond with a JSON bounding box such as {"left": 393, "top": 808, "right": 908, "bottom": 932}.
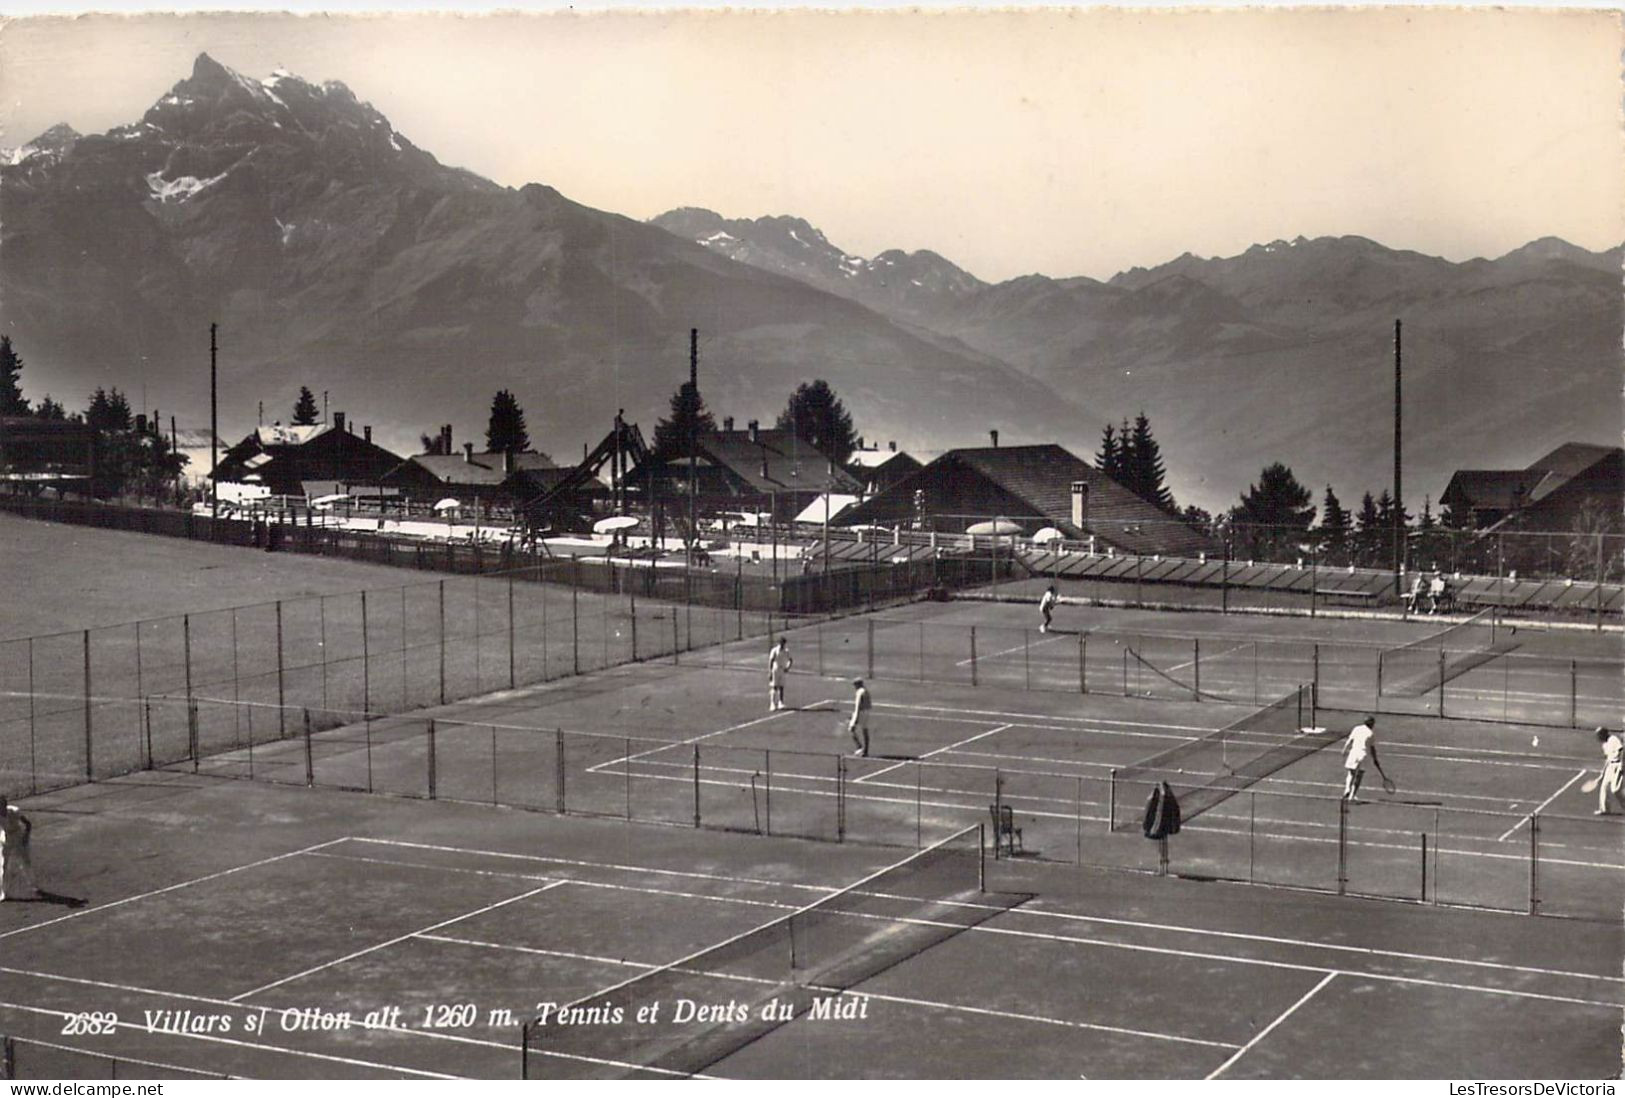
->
{"left": 381, "top": 437, "right": 557, "bottom": 509}
{"left": 211, "top": 413, "right": 403, "bottom": 498}
{"left": 642, "top": 420, "right": 863, "bottom": 522}
{"left": 0, "top": 416, "right": 97, "bottom": 494}
{"left": 846, "top": 444, "right": 922, "bottom": 495}
{"left": 837, "top": 443, "right": 1213, "bottom": 557}
{"left": 1440, "top": 443, "right": 1622, "bottom": 531}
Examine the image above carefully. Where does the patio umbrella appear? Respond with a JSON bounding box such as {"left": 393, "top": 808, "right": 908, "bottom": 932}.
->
{"left": 965, "top": 519, "right": 1022, "bottom": 535}
{"left": 593, "top": 515, "right": 640, "bottom": 534}
{"left": 1032, "top": 527, "right": 1066, "bottom": 544}
{"left": 433, "top": 498, "right": 462, "bottom": 512}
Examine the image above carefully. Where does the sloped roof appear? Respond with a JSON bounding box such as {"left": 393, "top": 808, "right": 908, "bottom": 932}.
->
{"left": 675, "top": 428, "right": 862, "bottom": 495}
{"left": 1442, "top": 469, "right": 1549, "bottom": 511}
{"left": 471, "top": 449, "right": 556, "bottom": 471}
{"left": 408, "top": 454, "right": 507, "bottom": 486}
{"left": 847, "top": 449, "right": 916, "bottom": 470}
{"left": 1526, "top": 442, "right": 1619, "bottom": 482}
{"left": 256, "top": 424, "right": 329, "bottom": 447}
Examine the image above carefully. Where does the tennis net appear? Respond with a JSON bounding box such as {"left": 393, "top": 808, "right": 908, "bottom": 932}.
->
{"left": 1378, "top": 608, "right": 1504, "bottom": 697}
{"left": 519, "top": 824, "right": 1015, "bottom": 1079}
{"left": 1110, "top": 685, "right": 1330, "bottom": 832}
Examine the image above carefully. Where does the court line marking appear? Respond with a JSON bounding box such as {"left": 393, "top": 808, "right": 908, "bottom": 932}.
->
{"left": 340, "top": 839, "right": 1624, "bottom": 992}
{"left": 856, "top": 723, "right": 1012, "bottom": 784}
{"left": 0, "top": 838, "right": 350, "bottom": 942}
{"left": 228, "top": 881, "right": 566, "bottom": 1001}
{"left": 0, "top": 1014, "right": 239, "bottom": 1079}
{"left": 585, "top": 702, "right": 839, "bottom": 772}
{"left": 1205, "top": 972, "right": 1337, "bottom": 1079}
{"left": 419, "top": 934, "right": 1240, "bottom": 1050}
{"left": 1496, "top": 770, "right": 1590, "bottom": 842}
{"left": 0, "top": 996, "right": 456, "bottom": 1079}
{"left": 602, "top": 759, "right": 1625, "bottom": 869}
{"left": 953, "top": 631, "right": 1071, "bottom": 667}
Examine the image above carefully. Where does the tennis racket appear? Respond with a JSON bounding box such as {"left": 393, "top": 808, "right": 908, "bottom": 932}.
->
{"left": 1581, "top": 776, "right": 1602, "bottom": 794}
{"left": 1380, "top": 774, "right": 1398, "bottom": 795}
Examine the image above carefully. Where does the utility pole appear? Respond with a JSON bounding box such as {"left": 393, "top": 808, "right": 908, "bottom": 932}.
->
{"left": 322, "top": 390, "right": 329, "bottom": 425}
{"left": 689, "top": 329, "right": 698, "bottom": 566}
{"left": 171, "top": 415, "right": 180, "bottom": 507}
{"left": 210, "top": 323, "right": 218, "bottom": 519}
{"left": 1393, "top": 318, "right": 1403, "bottom": 595}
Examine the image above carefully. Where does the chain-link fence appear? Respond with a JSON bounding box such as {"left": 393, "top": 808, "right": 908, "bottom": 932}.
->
{"left": 136, "top": 697, "right": 1623, "bottom": 922}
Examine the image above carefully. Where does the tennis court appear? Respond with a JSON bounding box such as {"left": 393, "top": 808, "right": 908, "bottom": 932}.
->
{"left": 1, "top": 772, "right": 1619, "bottom": 1079}
{"left": 4, "top": 591, "right": 1621, "bottom": 1078}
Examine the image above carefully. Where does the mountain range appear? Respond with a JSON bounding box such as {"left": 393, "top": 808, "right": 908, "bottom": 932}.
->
{"left": 2, "top": 53, "right": 1618, "bottom": 514}
{"left": 651, "top": 209, "right": 1623, "bottom": 514}
{"left": 0, "top": 54, "right": 1099, "bottom": 488}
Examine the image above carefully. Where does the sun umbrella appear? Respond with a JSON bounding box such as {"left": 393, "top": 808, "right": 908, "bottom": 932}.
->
{"left": 966, "top": 518, "right": 1022, "bottom": 536}
{"left": 309, "top": 493, "right": 349, "bottom": 508}
{"left": 433, "top": 498, "right": 462, "bottom": 512}
{"left": 1032, "top": 527, "right": 1066, "bottom": 544}
{"left": 593, "top": 515, "right": 640, "bottom": 534}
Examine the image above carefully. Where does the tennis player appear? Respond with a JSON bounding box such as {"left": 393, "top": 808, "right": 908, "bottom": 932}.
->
{"left": 1038, "top": 585, "right": 1059, "bottom": 634}
{"left": 0, "top": 796, "right": 40, "bottom": 902}
{"left": 849, "top": 679, "right": 872, "bottom": 757}
{"left": 1595, "top": 728, "right": 1623, "bottom": 815}
{"left": 1341, "top": 716, "right": 1388, "bottom": 801}
{"left": 768, "top": 637, "right": 793, "bottom": 712}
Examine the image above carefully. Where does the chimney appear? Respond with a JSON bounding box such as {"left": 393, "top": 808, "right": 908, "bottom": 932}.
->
{"left": 889, "top": 440, "right": 897, "bottom": 452}
{"left": 723, "top": 416, "right": 734, "bottom": 432}
{"left": 463, "top": 442, "right": 474, "bottom": 463}
{"left": 334, "top": 411, "right": 346, "bottom": 433}
{"left": 748, "top": 419, "right": 759, "bottom": 444}
{"left": 442, "top": 424, "right": 452, "bottom": 454}
{"left": 1071, "top": 481, "right": 1089, "bottom": 528}
{"left": 364, "top": 425, "right": 372, "bottom": 443}
{"left": 135, "top": 413, "right": 148, "bottom": 435}
{"left": 857, "top": 436, "right": 864, "bottom": 451}
{"left": 989, "top": 429, "right": 999, "bottom": 448}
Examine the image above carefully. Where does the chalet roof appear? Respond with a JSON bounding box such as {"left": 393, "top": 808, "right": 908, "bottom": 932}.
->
{"left": 655, "top": 428, "right": 862, "bottom": 495}
{"left": 1442, "top": 470, "right": 1549, "bottom": 511}
{"left": 407, "top": 454, "right": 508, "bottom": 486}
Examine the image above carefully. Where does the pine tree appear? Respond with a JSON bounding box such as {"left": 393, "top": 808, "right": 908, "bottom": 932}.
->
{"left": 652, "top": 381, "right": 717, "bottom": 460}
{"left": 486, "top": 389, "right": 530, "bottom": 454}
{"left": 292, "top": 386, "right": 320, "bottom": 426}
{"left": 0, "top": 335, "right": 29, "bottom": 416}
{"left": 1232, "top": 462, "right": 1316, "bottom": 558}
{"left": 1319, "top": 485, "right": 1351, "bottom": 563}
{"left": 1126, "top": 412, "right": 1177, "bottom": 513}
{"left": 1354, "top": 491, "right": 1383, "bottom": 566}
{"left": 776, "top": 379, "right": 858, "bottom": 463}
{"left": 36, "top": 395, "right": 65, "bottom": 420}
{"left": 1094, "top": 423, "right": 1121, "bottom": 479}
{"left": 86, "top": 388, "right": 111, "bottom": 429}
{"left": 1417, "top": 496, "right": 1436, "bottom": 531}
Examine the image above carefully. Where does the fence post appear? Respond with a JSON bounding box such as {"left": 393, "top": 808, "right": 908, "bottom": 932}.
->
{"left": 508, "top": 577, "right": 516, "bottom": 689}
{"left": 1310, "top": 546, "right": 1318, "bottom": 618}
{"left": 27, "top": 637, "right": 36, "bottom": 795}
{"left": 1597, "top": 531, "right": 1606, "bottom": 632}
{"left": 188, "top": 699, "right": 200, "bottom": 773}
{"left": 1192, "top": 637, "right": 1200, "bottom": 701}
{"left": 693, "top": 744, "right": 702, "bottom": 828}
{"left": 277, "top": 603, "right": 292, "bottom": 740}
{"left": 362, "top": 590, "right": 371, "bottom": 715}
{"left": 572, "top": 563, "right": 581, "bottom": 675}
{"left": 1024, "top": 629, "right": 1031, "bottom": 690}
{"left": 1376, "top": 651, "right": 1384, "bottom": 700}
{"left": 817, "top": 622, "right": 825, "bottom": 676}
{"left": 1570, "top": 661, "right": 1579, "bottom": 728}
{"left": 919, "top": 621, "right": 925, "bottom": 681}
{"left": 555, "top": 729, "right": 566, "bottom": 813}
{"left": 82, "top": 629, "right": 93, "bottom": 781}
{"left": 1438, "top": 648, "right": 1447, "bottom": 718}
{"left": 630, "top": 590, "right": 639, "bottom": 661}
{"left": 837, "top": 756, "right": 846, "bottom": 842}
{"left": 1336, "top": 798, "right": 1348, "bottom": 895}
{"left": 672, "top": 606, "right": 680, "bottom": 665}
{"left": 2, "top": 1035, "right": 13, "bottom": 1079}
{"left": 1312, "top": 644, "right": 1320, "bottom": 702}
{"left": 1528, "top": 813, "right": 1540, "bottom": 915}
{"left": 426, "top": 718, "right": 437, "bottom": 800}
{"left": 867, "top": 619, "right": 875, "bottom": 679}
{"left": 1420, "top": 831, "right": 1429, "bottom": 903}
{"left": 1106, "top": 768, "right": 1115, "bottom": 831}
{"left": 1079, "top": 634, "right": 1087, "bottom": 694}
{"left": 970, "top": 626, "right": 978, "bottom": 686}
{"left": 303, "top": 708, "right": 314, "bottom": 787}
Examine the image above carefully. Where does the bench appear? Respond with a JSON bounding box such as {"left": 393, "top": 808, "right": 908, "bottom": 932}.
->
{"left": 988, "top": 804, "right": 1023, "bottom": 857}
{"left": 1314, "top": 587, "right": 1381, "bottom": 603}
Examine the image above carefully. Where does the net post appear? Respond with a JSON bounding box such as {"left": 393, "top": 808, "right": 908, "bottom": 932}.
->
{"left": 970, "top": 626, "right": 978, "bottom": 686}
{"left": 1157, "top": 835, "right": 1169, "bottom": 876}
{"left": 693, "top": 744, "right": 701, "bottom": 828}
{"left": 1375, "top": 650, "right": 1384, "bottom": 699}
{"left": 427, "top": 719, "right": 437, "bottom": 800}
{"left": 303, "top": 708, "right": 314, "bottom": 787}
{"left": 1336, "top": 797, "right": 1348, "bottom": 895}
{"left": 1528, "top": 813, "right": 1540, "bottom": 915}
{"left": 1079, "top": 633, "right": 1087, "bottom": 694}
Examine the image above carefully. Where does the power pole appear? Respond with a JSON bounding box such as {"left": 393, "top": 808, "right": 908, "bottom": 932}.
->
{"left": 689, "top": 329, "right": 698, "bottom": 566}
{"left": 1393, "top": 318, "right": 1403, "bottom": 594}
{"left": 210, "top": 323, "right": 218, "bottom": 519}
{"left": 171, "top": 415, "right": 180, "bottom": 507}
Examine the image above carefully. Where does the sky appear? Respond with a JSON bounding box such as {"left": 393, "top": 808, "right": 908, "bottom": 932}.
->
{"left": 0, "top": 8, "right": 1620, "bottom": 282}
